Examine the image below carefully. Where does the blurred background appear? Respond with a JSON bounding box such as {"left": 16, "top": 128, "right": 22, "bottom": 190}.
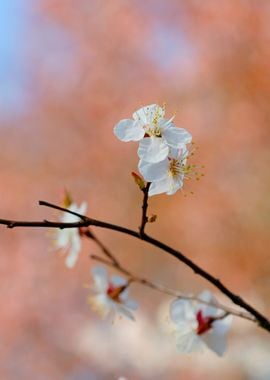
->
{"left": 0, "top": 0, "right": 269, "bottom": 379}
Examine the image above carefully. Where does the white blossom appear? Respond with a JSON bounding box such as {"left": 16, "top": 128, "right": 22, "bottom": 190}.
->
{"left": 139, "top": 146, "right": 195, "bottom": 196}
{"left": 170, "top": 291, "right": 232, "bottom": 356}
{"left": 55, "top": 201, "right": 87, "bottom": 268}
{"left": 114, "top": 104, "right": 192, "bottom": 163}
{"left": 88, "top": 266, "right": 138, "bottom": 321}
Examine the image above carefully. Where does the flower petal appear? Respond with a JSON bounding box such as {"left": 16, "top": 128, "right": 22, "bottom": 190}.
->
{"left": 116, "top": 304, "right": 135, "bottom": 321}
{"left": 138, "top": 158, "right": 168, "bottom": 182}
{"left": 197, "top": 290, "right": 219, "bottom": 317}
{"left": 170, "top": 299, "right": 197, "bottom": 325}
{"left": 65, "top": 231, "right": 81, "bottom": 268}
{"left": 148, "top": 177, "right": 173, "bottom": 196}
{"left": 163, "top": 127, "right": 192, "bottom": 149}
{"left": 213, "top": 315, "right": 233, "bottom": 335}
{"left": 138, "top": 137, "right": 169, "bottom": 163}
{"left": 56, "top": 229, "right": 70, "bottom": 248}
{"left": 166, "top": 177, "right": 183, "bottom": 195}
{"left": 124, "top": 298, "right": 138, "bottom": 311}
{"left": 89, "top": 293, "right": 111, "bottom": 318}
{"left": 111, "top": 275, "right": 127, "bottom": 287}
{"left": 202, "top": 330, "right": 228, "bottom": 356}
{"left": 92, "top": 266, "right": 108, "bottom": 292}
{"left": 175, "top": 329, "right": 204, "bottom": 353}
{"left": 133, "top": 104, "right": 164, "bottom": 124}
{"left": 159, "top": 117, "right": 175, "bottom": 130}
{"left": 61, "top": 203, "right": 84, "bottom": 223}
{"left": 114, "top": 119, "right": 145, "bottom": 142}
{"left": 77, "top": 201, "right": 88, "bottom": 215}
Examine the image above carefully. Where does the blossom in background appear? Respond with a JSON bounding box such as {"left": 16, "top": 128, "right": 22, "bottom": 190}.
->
{"left": 88, "top": 266, "right": 137, "bottom": 320}
{"left": 170, "top": 291, "right": 232, "bottom": 356}
{"left": 55, "top": 201, "right": 87, "bottom": 268}
{"left": 139, "top": 146, "right": 198, "bottom": 196}
{"left": 114, "top": 104, "right": 192, "bottom": 163}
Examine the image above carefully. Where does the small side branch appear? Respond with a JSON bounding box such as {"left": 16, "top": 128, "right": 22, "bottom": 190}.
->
{"left": 90, "top": 254, "right": 255, "bottom": 322}
{"left": 84, "top": 228, "right": 119, "bottom": 266}
{"left": 139, "top": 182, "right": 150, "bottom": 237}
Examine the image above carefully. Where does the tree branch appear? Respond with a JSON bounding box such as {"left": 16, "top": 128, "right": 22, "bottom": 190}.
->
{"left": 139, "top": 182, "right": 150, "bottom": 237}
{"left": 82, "top": 228, "right": 119, "bottom": 266}
{"left": 0, "top": 200, "right": 269, "bottom": 332}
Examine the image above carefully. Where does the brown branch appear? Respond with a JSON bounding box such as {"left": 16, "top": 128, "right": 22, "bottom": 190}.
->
{"left": 83, "top": 228, "right": 119, "bottom": 266}
{"left": 139, "top": 182, "right": 151, "bottom": 237}
{"left": 0, "top": 200, "right": 269, "bottom": 332}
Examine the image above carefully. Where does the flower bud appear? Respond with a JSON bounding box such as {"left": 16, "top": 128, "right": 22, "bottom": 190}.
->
{"left": 148, "top": 214, "right": 157, "bottom": 223}
{"left": 131, "top": 172, "right": 146, "bottom": 191}
{"left": 63, "top": 189, "right": 73, "bottom": 208}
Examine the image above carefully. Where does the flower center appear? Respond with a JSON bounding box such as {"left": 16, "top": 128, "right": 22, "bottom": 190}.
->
{"left": 143, "top": 107, "right": 163, "bottom": 138}
{"left": 169, "top": 159, "right": 181, "bottom": 177}
{"left": 169, "top": 158, "right": 193, "bottom": 178}
{"left": 168, "top": 149, "right": 204, "bottom": 182}
{"left": 196, "top": 310, "right": 214, "bottom": 335}
{"left": 106, "top": 283, "right": 126, "bottom": 303}
{"left": 144, "top": 124, "right": 161, "bottom": 138}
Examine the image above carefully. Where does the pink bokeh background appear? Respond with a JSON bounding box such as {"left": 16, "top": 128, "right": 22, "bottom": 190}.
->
{"left": 0, "top": 1, "right": 269, "bottom": 379}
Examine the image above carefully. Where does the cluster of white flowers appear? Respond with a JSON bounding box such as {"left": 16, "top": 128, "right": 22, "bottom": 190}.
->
{"left": 114, "top": 104, "right": 195, "bottom": 196}
{"left": 50, "top": 113, "right": 233, "bottom": 357}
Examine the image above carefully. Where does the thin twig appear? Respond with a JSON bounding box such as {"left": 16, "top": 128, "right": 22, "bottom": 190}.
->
{"left": 84, "top": 228, "right": 119, "bottom": 266}
{"left": 90, "top": 254, "right": 255, "bottom": 322}
{"left": 139, "top": 182, "right": 150, "bottom": 237}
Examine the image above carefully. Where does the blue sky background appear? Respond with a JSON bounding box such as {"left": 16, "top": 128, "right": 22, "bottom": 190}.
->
{"left": 0, "top": 0, "right": 34, "bottom": 120}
